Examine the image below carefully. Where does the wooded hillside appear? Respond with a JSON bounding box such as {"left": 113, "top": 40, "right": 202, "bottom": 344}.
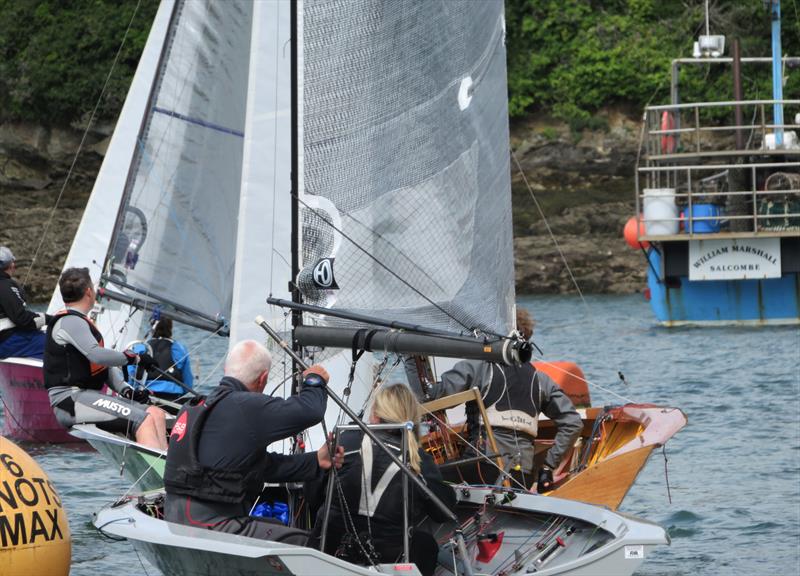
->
{"left": 1, "top": 0, "right": 797, "bottom": 128}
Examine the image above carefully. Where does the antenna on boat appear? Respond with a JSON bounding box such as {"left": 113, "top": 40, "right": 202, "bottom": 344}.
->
{"left": 693, "top": 0, "right": 726, "bottom": 58}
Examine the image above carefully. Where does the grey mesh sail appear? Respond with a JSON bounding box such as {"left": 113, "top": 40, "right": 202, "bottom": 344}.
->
{"left": 299, "top": 0, "right": 515, "bottom": 337}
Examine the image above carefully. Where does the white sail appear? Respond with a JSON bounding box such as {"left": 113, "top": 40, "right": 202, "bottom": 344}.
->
{"left": 298, "top": 0, "right": 515, "bottom": 337}
{"left": 46, "top": 0, "right": 176, "bottom": 329}
{"left": 100, "top": 0, "right": 253, "bottom": 331}
{"left": 230, "top": 0, "right": 294, "bottom": 345}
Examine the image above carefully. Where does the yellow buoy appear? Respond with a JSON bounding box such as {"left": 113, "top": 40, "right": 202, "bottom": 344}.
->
{"left": 0, "top": 436, "right": 71, "bottom": 576}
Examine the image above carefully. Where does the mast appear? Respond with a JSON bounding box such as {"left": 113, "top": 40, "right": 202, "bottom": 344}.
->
{"left": 290, "top": 0, "right": 302, "bottom": 395}
{"left": 771, "top": 0, "right": 784, "bottom": 147}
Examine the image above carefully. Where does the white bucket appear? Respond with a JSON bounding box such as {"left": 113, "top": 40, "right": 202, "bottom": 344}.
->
{"left": 643, "top": 188, "right": 679, "bottom": 235}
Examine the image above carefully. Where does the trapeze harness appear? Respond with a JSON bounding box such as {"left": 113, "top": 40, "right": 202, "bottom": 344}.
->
{"left": 146, "top": 337, "right": 183, "bottom": 384}
{"left": 43, "top": 310, "right": 108, "bottom": 392}
{"left": 466, "top": 362, "right": 543, "bottom": 441}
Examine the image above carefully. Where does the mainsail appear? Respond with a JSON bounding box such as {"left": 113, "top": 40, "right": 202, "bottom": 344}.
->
{"left": 298, "top": 0, "right": 515, "bottom": 337}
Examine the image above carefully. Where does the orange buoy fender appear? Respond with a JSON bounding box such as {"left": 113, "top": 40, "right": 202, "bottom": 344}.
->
{"left": 0, "top": 436, "right": 71, "bottom": 576}
{"left": 623, "top": 215, "right": 650, "bottom": 250}
{"left": 533, "top": 361, "right": 591, "bottom": 408}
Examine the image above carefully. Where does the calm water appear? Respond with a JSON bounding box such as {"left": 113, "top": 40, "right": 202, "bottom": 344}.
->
{"left": 3, "top": 294, "right": 799, "bottom": 575}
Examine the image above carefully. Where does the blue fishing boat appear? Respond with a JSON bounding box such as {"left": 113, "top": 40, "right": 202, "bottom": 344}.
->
{"left": 628, "top": 0, "right": 800, "bottom": 326}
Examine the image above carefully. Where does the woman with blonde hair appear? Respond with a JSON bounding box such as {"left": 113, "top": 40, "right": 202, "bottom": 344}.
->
{"left": 308, "top": 383, "right": 455, "bottom": 575}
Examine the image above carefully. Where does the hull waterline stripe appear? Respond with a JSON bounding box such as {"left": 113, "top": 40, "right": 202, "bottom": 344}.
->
{"left": 152, "top": 106, "right": 244, "bottom": 137}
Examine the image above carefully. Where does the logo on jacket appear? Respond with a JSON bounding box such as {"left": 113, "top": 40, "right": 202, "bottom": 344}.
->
{"left": 92, "top": 398, "right": 131, "bottom": 417}
{"left": 312, "top": 258, "right": 338, "bottom": 289}
{"left": 171, "top": 411, "right": 188, "bottom": 442}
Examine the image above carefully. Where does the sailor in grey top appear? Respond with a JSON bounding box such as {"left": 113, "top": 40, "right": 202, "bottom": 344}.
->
{"left": 432, "top": 359, "right": 582, "bottom": 485}
{"left": 45, "top": 309, "right": 149, "bottom": 433}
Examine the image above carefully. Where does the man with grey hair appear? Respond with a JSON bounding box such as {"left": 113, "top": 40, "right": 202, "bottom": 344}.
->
{"left": 164, "top": 339, "right": 343, "bottom": 542}
{"left": 0, "top": 246, "right": 48, "bottom": 359}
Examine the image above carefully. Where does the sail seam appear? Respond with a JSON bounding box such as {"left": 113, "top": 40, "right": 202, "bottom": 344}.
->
{"left": 152, "top": 106, "right": 245, "bottom": 137}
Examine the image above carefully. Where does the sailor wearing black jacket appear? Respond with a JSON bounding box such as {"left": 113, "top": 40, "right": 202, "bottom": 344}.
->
{"left": 0, "top": 246, "right": 47, "bottom": 359}
{"left": 307, "top": 383, "right": 456, "bottom": 576}
{"left": 164, "top": 340, "right": 343, "bottom": 543}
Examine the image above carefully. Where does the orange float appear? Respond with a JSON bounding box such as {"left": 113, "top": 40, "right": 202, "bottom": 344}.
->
{"left": 624, "top": 215, "right": 650, "bottom": 250}
{"left": 533, "top": 361, "right": 591, "bottom": 409}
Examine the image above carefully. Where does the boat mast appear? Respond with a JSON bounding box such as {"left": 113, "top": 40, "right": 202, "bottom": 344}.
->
{"left": 290, "top": 0, "right": 302, "bottom": 395}
{"left": 770, "top": 0, "right": 784, "bottom": 147}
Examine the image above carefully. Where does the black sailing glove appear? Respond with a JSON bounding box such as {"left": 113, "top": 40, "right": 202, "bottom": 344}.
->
{"left": 121, "top": 386, "right": 151, "bottom": 404}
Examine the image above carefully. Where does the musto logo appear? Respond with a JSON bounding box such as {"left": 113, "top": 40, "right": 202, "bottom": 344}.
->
{"left": 92, "top": 398, "right": 131, "bottom": 416}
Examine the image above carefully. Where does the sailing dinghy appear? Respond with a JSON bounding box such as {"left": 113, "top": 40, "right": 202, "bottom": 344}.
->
{"left": 90, "top": 1, "right": 674, "bottom": 574}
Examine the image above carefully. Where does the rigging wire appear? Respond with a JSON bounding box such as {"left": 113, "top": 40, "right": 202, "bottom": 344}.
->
{"left": 420, "top": 407, "right": 529, "bottom": 492}
{"left": 531, "top": 356, "right": 638, "bottom": 405}
{"left": 292, "top": 193, "right": 500, "bottom": 339}
{"left": 21, "top": 0, "right": 144, "bottom": 289}
{"left": 510, "top": 150, "right": 588, "bottom": 312}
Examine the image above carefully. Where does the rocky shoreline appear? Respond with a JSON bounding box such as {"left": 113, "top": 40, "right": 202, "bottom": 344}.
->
{"left": 0, "top": 112, "right": 648, "bottom": 303}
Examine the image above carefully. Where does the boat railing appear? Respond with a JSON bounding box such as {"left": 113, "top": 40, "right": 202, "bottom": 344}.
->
{"left": 634, "top": 99, "right": 800, "bottom": 240}
{"left": 644, "top": 99, "right": 800, "bottom": 159}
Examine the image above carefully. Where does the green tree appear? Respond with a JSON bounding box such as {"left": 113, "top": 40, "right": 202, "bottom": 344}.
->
{"left": 0, "top": 0, "right": 158, "bottom": 126}
{"left": 505, "top": 0, "right": 800, "bottom": 121}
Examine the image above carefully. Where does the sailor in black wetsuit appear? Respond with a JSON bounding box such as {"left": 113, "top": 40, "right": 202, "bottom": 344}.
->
{"left": 307, "top": 383, "right": 456, "bottom": 576}
{"left": 163, "top": 340, "right": 343, "bottom": 542}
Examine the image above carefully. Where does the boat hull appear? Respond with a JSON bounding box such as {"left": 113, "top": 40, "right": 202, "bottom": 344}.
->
{"left": 93, "top": 487, "right": 668, "bottom": 576}
{"left": 70, "top": 424, "right": 166, "bottom": 490}
{"left": 645, "top": 238, "right": 800, "bottom": 328}
{"left": 0, "top": 358, "right": 77, "bottom": 443}
{"left": 429, "top": 402, "right": 687, "bottom": 510}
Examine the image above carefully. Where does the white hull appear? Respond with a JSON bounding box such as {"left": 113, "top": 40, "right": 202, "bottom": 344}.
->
{"left": 94, "top": 487, "right": 668, "bottom": 576}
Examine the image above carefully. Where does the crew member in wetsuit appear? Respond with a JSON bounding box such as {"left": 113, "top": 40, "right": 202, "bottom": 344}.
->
{"left": 0, "top": 246, "right": 48, "bottom": 359}
{"left": 44, "top": 267, "right": 168, "bottom": 451}
{"left": 163, "top": 340, "right": 344, "bottom": 542}
{"left": 127, "top": 318, "right": 193, "bottom": 401}
{"left": 431, "top": 308, "right": 582, "bottom": 492}
{"left": 307, "top": 383, "right": 456, "bottom": 576}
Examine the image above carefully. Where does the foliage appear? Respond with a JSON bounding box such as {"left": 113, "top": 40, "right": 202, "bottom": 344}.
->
{"left": 505, "top": 0, "right": 800, "bottom": 122}
{"left": 0, "top": 0, "right": 797, "bottom": 127}
{"left": 0, "top": 0, "right": 159, "bottom": 126}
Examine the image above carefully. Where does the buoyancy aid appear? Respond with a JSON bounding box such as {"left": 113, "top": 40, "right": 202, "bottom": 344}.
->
{"left": 163, "top": 388, "right": 266, "bottom": 504}
{"left": 146, "top": 337, "right": 182, "bottom": 384}
{"left": 468, "top": 363, "right": 541, "bottom": 438}
{"left": 43, "top": 309, "right": 108, "bottom": 390}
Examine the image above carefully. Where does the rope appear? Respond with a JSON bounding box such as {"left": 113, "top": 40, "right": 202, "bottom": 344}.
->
{"left": 21, "top": 0, "right": 145, "bottom": 289}
{"left": 530, "top": 356, "right": 638, "bottom": 405}
{"left": 662, "top": 444, "right": 672, "bottom": 504}
{"left": 510, "top": 150, "right": 588, "bottom": 311}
